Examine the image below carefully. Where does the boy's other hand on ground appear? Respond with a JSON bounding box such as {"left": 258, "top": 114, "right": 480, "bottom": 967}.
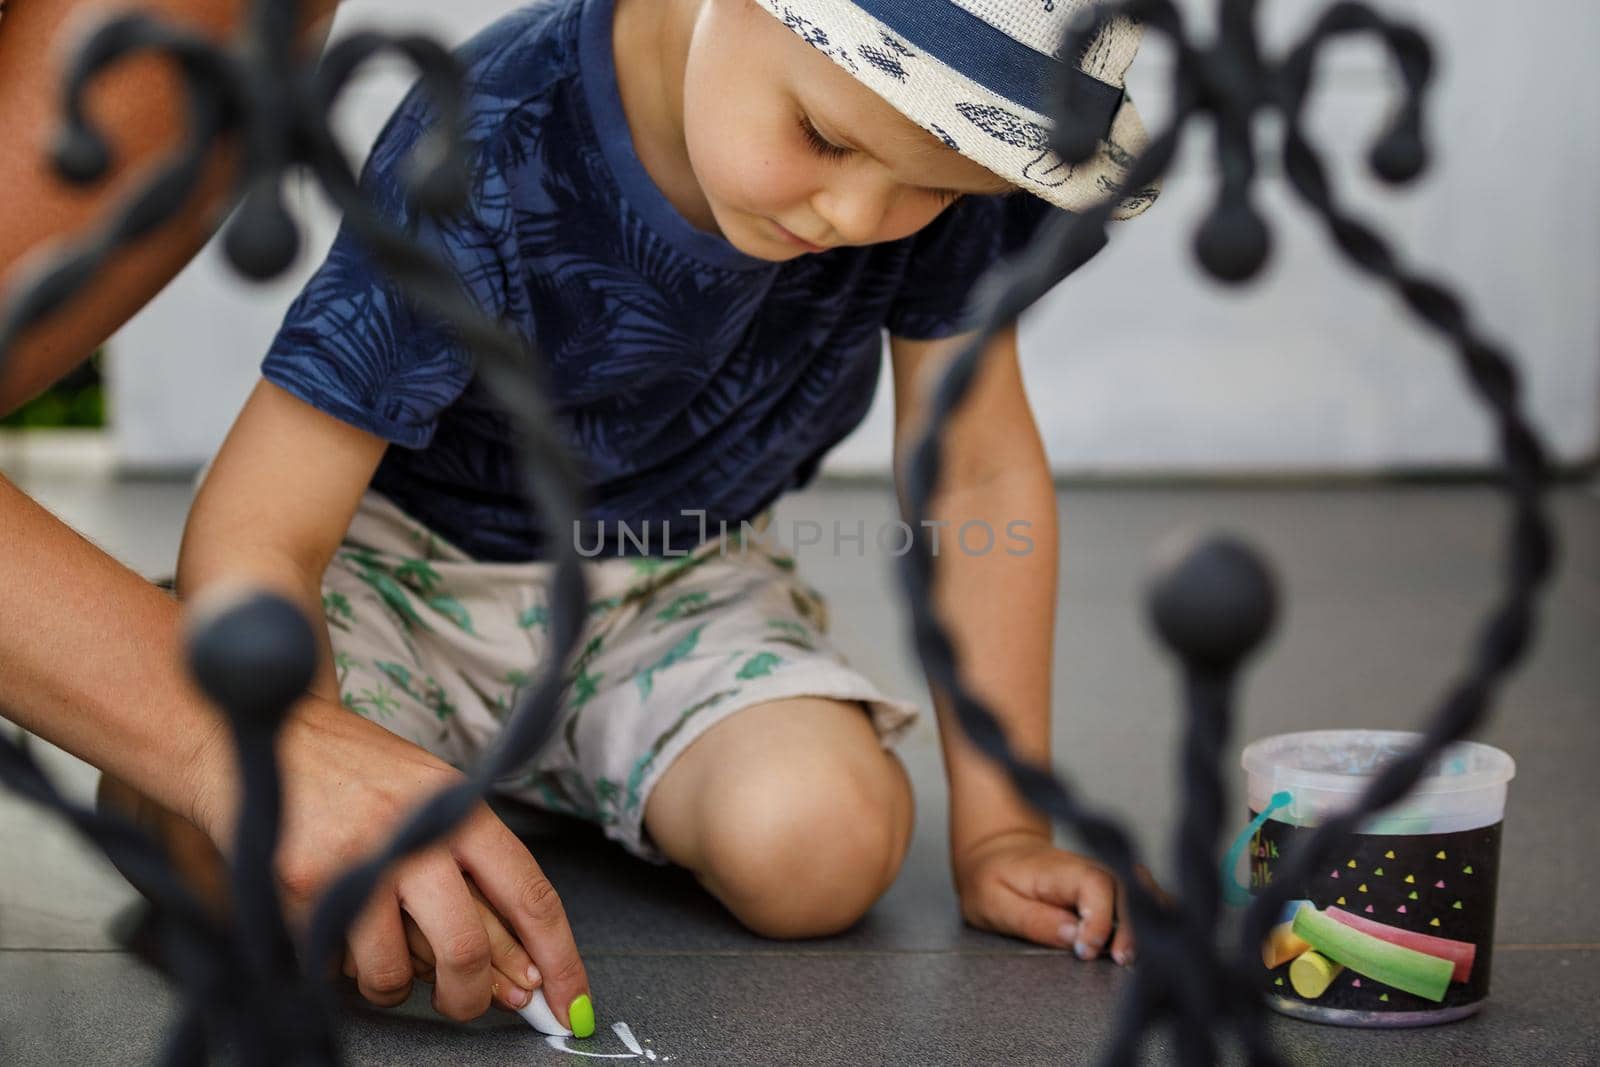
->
{"left": 181, "top": 695, "right": 593, "bottom": 1029}
{"left": 952, "top": 829, "right": 1164, "bottom": 967}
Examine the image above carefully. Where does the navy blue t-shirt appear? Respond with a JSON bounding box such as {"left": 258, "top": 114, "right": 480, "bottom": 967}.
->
{"left": 262, "top": 0, "right": 1054, "bottom": 561}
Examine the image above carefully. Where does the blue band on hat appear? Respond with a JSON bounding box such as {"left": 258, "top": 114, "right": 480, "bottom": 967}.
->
{"left": 853, "top": 0, "right": 1123, "bottom": 134}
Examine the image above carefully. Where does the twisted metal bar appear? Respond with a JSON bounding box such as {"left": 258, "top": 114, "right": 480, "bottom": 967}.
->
{"left": 0, "top": 0, "right": 1561, "bottom": 1063}
{"left": 889, "top": 1, "right": 1557, "bottom": 1062}
{"left": 1, "top": 4, "right": 591, "bottom": 1061}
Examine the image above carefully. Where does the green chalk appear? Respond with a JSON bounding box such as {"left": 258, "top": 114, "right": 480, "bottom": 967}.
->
{"left": 1292, "top": 907, "right": 1452, "bottom": 1003}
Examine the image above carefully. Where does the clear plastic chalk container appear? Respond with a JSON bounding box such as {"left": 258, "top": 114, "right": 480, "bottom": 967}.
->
{"left": 1231, "top": 729, "right": 1514, "bottom": 1027}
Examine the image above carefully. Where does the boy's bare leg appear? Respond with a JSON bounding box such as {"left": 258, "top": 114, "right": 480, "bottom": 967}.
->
{"left": 642, "top": 696, "right": 915, "bottom": 939}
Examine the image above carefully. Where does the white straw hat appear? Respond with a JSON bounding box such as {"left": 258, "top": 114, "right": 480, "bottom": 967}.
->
{"left": 753, "top": 0, "right": 1158, "bottom": 219}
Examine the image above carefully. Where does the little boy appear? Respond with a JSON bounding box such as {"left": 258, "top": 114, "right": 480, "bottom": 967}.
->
{"left": 138, "top": 0, "right": 1158, "bottom": 1035}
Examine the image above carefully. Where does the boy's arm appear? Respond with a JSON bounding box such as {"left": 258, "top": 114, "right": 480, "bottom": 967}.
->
{"left": 177, "top": 379, "right": 386, "bottom": 705}
{"left": 888, "top": 326, "right": 1138, "bottom": 964}
{"left": 177, "top": 379, "right": 594, "bottom": 1024}
{"left": 888, "top": 325, "right": 1055, "bottom": 848}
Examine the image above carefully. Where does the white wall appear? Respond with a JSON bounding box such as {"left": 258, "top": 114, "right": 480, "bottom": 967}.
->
{"left": 110, "top": 0, "right": 516, "bottom": 470}
{"left": 110, "top": 0, "right": 1600, "bottom": 474}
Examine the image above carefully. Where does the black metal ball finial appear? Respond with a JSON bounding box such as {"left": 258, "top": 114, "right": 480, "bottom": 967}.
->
{"left": 1148, "top": 534, "right": 1278, "bottom": 671}
{"left": 186, "top": 588, "right": 318, "bottom": 731}
{"left": 1195, "top": 198, "right": 1272, "bottom": 283}
{"left": 225, "top": 186, "right": 301, "bottom": 280}
{"left": 1369, "top": 114, "right": 1427, "bottom": 184}
{"left": 52, "top": 125, "right": 112, "bottom": 185}
{"left": 1050, "top": 10, "right": 1112, "bottom": 166}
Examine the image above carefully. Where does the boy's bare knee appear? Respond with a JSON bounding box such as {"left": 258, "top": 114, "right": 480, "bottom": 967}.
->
{"left": 698, "top": 727, "right": 914, "bottom": 939}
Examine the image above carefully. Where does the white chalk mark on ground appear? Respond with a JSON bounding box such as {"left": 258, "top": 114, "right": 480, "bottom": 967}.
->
{"left": 543, "top": 1035, "right": 636, "bottom": 1058}
{"left": 542, "top": 1021, "right": 667, "bottom": 1060}
{"left": 613, "top": 1023, "right": 643, "bottom": 1054}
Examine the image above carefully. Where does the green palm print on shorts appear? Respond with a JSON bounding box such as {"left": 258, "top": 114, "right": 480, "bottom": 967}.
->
{"left": 634, "top": 623, "right": 706, "bottom": 700}
{"left": 344, "top": 681, "right": 400, "bottom": 721}
{"left": 341, "top": 549, "right": 428, "bottom": 633}
{"left": 560, "top": 634, "right": 609, "bottom": 759}
{"left": 763, "top": 619, "right": 816, "bottom": 652}
{"left": 374, "top": 660, "right": 459, "bottom": 724}
{"left": 341, "top": 550, "right": 476, "bottom": 636}
{"left": 620, "top": 687, "right": 741, "bottom": 818}
{"left": 650, "top": 590, "right": 743, "bottom": 630}
{"left": 788, "top": 584, "right": 826, "bottom": 629}
{"left": 393, "top": 557, "right": 477, "bottom": 635}
{"left": 735, "top": 652, "right": 784, "bottom": 680}
{"left": 491, "top": 669, "right": 533, "bottom": 722}
{"left": 520, "top": 768, "right": 598, "bottom": 821}
{"left": 323, "top": 591, "right": 356, "bottom": 632}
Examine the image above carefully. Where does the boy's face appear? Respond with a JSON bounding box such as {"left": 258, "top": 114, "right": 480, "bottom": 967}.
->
{"left": 680, "top": 0, "right": 1019, "bottom": 260}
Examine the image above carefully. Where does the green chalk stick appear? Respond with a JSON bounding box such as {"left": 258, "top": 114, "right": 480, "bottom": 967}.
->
{"left": 1292, "top": 907, "right": 1452, "bottom": 1003}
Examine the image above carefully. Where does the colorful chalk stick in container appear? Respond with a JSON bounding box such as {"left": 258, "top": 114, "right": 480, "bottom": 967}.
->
{"left": 1231, "top": 730, "right": 1514, "bottom": 1027}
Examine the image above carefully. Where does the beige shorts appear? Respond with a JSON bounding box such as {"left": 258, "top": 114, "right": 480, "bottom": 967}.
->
{"left": 320, "top": 491, "right": 921, "bottom": 863}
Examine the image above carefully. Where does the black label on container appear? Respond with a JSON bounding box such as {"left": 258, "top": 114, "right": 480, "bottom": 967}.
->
{"left": 1250, "top": 816, "right": 1501, "bottom": 1014}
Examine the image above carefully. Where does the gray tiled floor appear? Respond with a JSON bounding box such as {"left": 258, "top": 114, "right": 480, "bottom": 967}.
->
{"left": 2, "top": 474, "right": 1597, "bottom": 1064}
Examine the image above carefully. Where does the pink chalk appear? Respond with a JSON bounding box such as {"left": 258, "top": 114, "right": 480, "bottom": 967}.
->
{"left": 1435, "top": 880, "right": 1446, "bottom": 889}
{"left": 1326, "top": 907, "right": 1476, "bottom": 983}
{"left": 1397, "top": 905, "right": 1407, "bottom": 913}
{"left": 1352, "top": 979, "right": 1362, "bottom": 987}
{"left": 1364, "top": 904, "right": 1375, "bottom": 913}
{"left": 1330, "top": 871, "right": 1340, "bottom": 878}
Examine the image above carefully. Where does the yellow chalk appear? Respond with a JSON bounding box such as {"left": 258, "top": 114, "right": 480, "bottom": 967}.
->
{"left": 1289, "top": 950, "right": 1344, "bottom": 999}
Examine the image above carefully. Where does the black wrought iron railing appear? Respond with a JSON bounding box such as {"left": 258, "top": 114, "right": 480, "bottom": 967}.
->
{"left": 0, "top": 1, "right": 1558, "bottom": 1064}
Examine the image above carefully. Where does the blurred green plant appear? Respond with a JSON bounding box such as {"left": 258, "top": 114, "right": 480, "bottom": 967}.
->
{"left": 0, "top": 350, "right": 106, "bottom": 429}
